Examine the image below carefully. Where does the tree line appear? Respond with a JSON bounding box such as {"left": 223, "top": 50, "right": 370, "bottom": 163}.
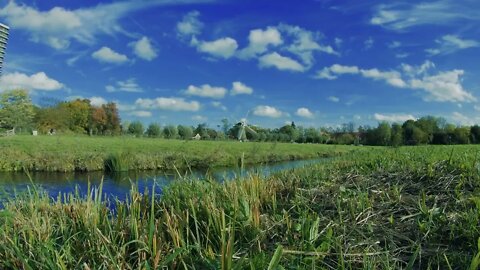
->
{"left": 1, "top": 89, "right": 479, "bottom": 145}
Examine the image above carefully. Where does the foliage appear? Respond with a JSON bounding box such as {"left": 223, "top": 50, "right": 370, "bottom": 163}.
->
{"left": 145, "top": 123, "right": 162, "bottom": 138}
{"left": 0, "top": 146, "right": 479, "bottom": 268}
{"left": 0, "top": 89, "right": 35, "bottom": 131}
{"left": 128, "top": 121, "right": 144, "bottom": 137}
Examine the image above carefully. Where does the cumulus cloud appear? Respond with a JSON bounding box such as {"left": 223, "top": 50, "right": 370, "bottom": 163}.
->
{"left": 259, "top": 52, "right": 305, "bottom": 72}
{"left": 192, "top": 115, "right": 207, "bottom": 122}
{"left": 370, "top": 2, "right": 479, "bottom": 31}
{"left": 130, "top": 36, "right": 157, "bottom": 61}
{"left": 135, "top": 97, "right": 200, "bottom": 111}
{"left": 185, "top": 84, "right": 227, "bottom": 99}
{"left": 237, "top": 27, "right": 283, "bottom": 59}
{"left": 315, "top": 61, "right": 475, "bottom": 103}
{"left": 426, "top": 35, "right": 480, "bottom": 56}
{"left": 129, "top": 110, "right": 152, "bottom": 118}
{"left": 231, "top": 81, "right": 253, "bottom": 96}
{"left": 253, "top": 105, "right": 284, "bottom": 118}
{"left": 92, "top": 47, "right": 129, "bottom": 64}
{"left": 0, "top": 1, "right": 208, "bottom": 50}
{"left": 176, "top": 11, "right": 203, "bottom": 38}
{"left": 451, "top": 112, "right": 476, "bottom": 126}
{"left": 0, "top": 72, "right": 64, "bottom": 91}
{"left": 106, "top": 79, "right": 143, "bottom": 93}
{"left": 296, "top": 107, "right": 314, "bottom": 118}
{"left": 328, "top": 96, "right": 340, "bottom": 102}
{"left": 374, "top": 113, "right": 416, "bottom": 122}
{"left": 193, "top": 37, "right": 238, "bottom": 59}
{"left": 90, "top": 96, "right": 108, "bottom": 107}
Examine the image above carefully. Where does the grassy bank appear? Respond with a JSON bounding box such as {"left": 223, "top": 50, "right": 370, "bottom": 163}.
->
{"left": 0, "top": 145, "right": 479, "bottom": 269}
{"left": 0, "top": 135, "right": 357, "bottom": 172}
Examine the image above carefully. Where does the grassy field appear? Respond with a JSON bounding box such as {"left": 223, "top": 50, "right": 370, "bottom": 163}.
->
{"left": 0, "top": 145, "right": 479, "bottom": 269}
{"left": 0, "top": 135, "right": 358, "bottom": 172}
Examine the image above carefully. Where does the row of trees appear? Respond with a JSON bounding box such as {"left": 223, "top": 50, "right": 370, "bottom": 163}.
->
{"left": 1, "top": 90, "right": 479, "bottom": 146}
{"left": 0, "top": 90, "right": 121, "bottom": 135}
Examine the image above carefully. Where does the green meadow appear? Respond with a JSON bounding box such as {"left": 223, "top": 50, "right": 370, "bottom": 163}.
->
{"left": 0, "top": 145, "right": 479, "bottom": 269}
{"left": 0, "top": 135, "right": 356, "bottom": 172}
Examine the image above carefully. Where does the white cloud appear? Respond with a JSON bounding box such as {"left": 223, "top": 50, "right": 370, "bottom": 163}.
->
{"left": 211, "top": 101, "right": 227, "bottom": 111}
{"left": 185, "top": 84, "right": 227, "bottom": 99}
{"left": 90, "top": 96, "right": 108, "bottom": 107}
{"left": 0, "top": 1, "right": 206, "bottom": 50}
{"left": 316, "top": 61, "right": 475, "bottom": 103}
{"left": 258, "top": 52, "right": 305, "bottom": 72}
{"left": 231, "top": 81, "right": 253, "bottom": 96}
{"left": 374, "top": 113, "right": 416, "bottom": 122}
{"left": 106, "top": 78, "right": 143, "bottom": 93}
{"left": 364, "top": 37, "right": 374, "bottom": 50}
{"left": 474, "top": 105, "right": 480, "bottom": 112}
{"left": 237, "top": 27, "right": 283, "bottom": 59}
{"left": 129, "top": 110, "right": 152, "bottom": 118}
{"left": 279, "top": 24, "right": 338, "bottom": 67}
{"left": 388, "top": 41, "right": 402, "bottom": 48}
{"left": 296, "top": 107, "right": 314, "bottom": 118}
{"left": 192, "top": 115, "right": 207, "bottom": 122}
{"left": 193, "top": 37, "right": 238, "bottom": 59}
{"left": 92, "top": 47, "right": 129, "bottom": 64}
{"left": 253, "top": 105, "right": 284, "bottom": 118}
{"left": 328, "top": 96, "right": 340, "bottom": 102}
{"left": 130, "top": 36, "right": 157, "bottom": 61}
{"left": 135, "top": 97, "right": 200, "bottom": 111}
{"left": 451, "top": 112, "right": 476, "bottom": 126}
{"left": 0, "top": 72, "right": 64, "bottom": 91}
{"left": 177, "top": 11, "right": 203, "bottom": 38}
{"left": 370, "top": 2, "right": 479, "bottom": 31}
{"left": 426, "top": 35, "right": 480, "bottom": 56}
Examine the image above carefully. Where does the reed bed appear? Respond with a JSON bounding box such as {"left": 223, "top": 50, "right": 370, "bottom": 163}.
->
{"left": 0, "top": 145, "right": 479, "bottom": 269}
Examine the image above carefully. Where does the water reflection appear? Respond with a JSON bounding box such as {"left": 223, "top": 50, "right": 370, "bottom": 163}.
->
{"left": 0, "top": 158, "right": 329, "bottom": 202}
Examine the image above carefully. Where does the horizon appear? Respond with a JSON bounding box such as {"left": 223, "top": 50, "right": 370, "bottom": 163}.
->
{"left": 0, "top": 0, "right": 479, "bottom": 128}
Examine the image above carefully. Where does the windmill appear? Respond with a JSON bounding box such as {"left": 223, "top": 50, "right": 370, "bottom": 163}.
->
{"left": 236, "top": 111, "right": 256, "bottom": 141}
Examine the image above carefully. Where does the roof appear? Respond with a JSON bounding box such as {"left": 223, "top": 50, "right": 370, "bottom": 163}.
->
{"left": 0, "top": 23, "right": 9, "bottom": 30}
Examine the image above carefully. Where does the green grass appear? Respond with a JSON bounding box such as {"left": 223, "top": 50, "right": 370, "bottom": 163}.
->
{"left": 0, "top": 135, "right": 358, "bottom": 172}
{"left": 0, "top": 145, "right": 479, "bottom": 269}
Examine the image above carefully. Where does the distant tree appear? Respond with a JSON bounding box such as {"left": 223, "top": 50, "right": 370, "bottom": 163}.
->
{"left": 0, "top": 89, "right": 35, "bottom": 132}
{"left": 391, "top": 123, "right": 403, "bottom": 147}
{"left": 128, "top": 121, "right": 144, "bottom": 137}
{"left": 471, "top": 125, "right": 480, "bottom": 144}
{"left": 163, "top": 125, "right": 178, "bottom": 139}
{"left": 221, "top": 118, "right": 230, "bottom": 135}
{"left": 279, "top": 124, "right": 300, "bottom": 142}
{"left": 453, "top": 127, "right": 470, "bottom": 144}
{"left": 146, "top": 123, "right": 162, "bottom": 138}
{"left": 376, "top": 122, "right": 392, "bottom": 146}
{"left": 91, "top": 106, "right": 107, "bottom": 135}
{"left": 34, "top": 105, "right": 69, "bottom": 133}
{"left": 102, "top": 102, "right": 121, "bottom": 135}
{"left": 64, "top": 99, "right": 91, "bottom": 133}
{"left": 195, "top": 123, "right": 210, "bottom": 139}
{"left": 178, "top": 125, "right": 193, "bottom": 140}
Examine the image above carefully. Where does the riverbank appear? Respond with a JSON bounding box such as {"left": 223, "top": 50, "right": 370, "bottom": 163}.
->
{"left": 0, "top": 135, "right": 357, "bottom": 172}
{"left": 0, "top": 145, "right": 478, "bottom": 268}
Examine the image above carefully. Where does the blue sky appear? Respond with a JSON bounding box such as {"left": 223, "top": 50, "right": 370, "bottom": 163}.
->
{"left": 1, "top": 0, "right": 479, "bottom": 128}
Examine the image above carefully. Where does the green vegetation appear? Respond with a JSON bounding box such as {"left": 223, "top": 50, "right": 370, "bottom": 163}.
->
{"left": 0, "top": 135, "right": 353, "bottom": 172}
{"left": 0, "top": 145, "right": 479, "bottom": 269}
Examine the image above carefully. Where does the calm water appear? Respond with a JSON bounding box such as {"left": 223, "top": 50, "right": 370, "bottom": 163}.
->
{"left": 0, "top": 158, "right": 329, "bottom": 202}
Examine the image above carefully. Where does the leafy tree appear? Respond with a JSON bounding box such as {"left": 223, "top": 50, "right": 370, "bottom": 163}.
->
{"left": 453, "top": 127, "right": 470, "bottom": 144}
{"left": 102, "top": 102, "right": 121, "bottom": 135}
{"left": 163, "top": 125, "right": 178, "bottom": 139}
{"left": 471, "top": 125, "right": 480, "bottom": 144}
{"left": 34, "top": 105, "right": 69, "bottom": 133}
{"left": 91, "top": 106, "right": 107, "bottom": 135}
{"left": 221, "top": 118, "right": 230, "bottom": 135}
{"left": 128, "top": 121, "right": 144, "bottom": 137}
{"left": 178, "top": 125, "right": 193, "bottom": 140}
{"left": 0, "top": 89, "right": 35, "bottom": 132}
{"left": 194, "top": 123, "right": 210, "bottom": 139}
{"left": 391, "top": 123, "right": 403, "bottom": 147}
{"left": 376, "top": 122, "right": 392, "bottom": 146}
{"left": 146, "top": 123, "right": 162, "bottom": 138}
{"left": 64, "top": 99, "right": 91, "bottom": 133}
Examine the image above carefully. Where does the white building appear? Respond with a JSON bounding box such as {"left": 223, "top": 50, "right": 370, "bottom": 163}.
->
{"left": 0, "top": 23, "right": 10, "bottom": 76}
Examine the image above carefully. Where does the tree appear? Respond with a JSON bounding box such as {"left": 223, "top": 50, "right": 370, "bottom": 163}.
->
{"left": 64, "top": 99, "right": 91, "bottom": 133}
{"left": 453, "top": 127, "right": 470, "bottom": 144}
{"left": 0, "top": 89, "right": 35, "bottom": 132}
{"left": 178, "top": 125, "right": 193, "bottom": 140}
{"left": 103, "top": 102, "right": 121, "bottom": 135}
{"left": 146, "top": 123, "right": 161, "bottom": 138}
{"left": 163, "top": 125, "right": 178, "bottom": 139}
{"left": 376, "top": 122, "right": 392, "bottom": 146}
{"left": 391, "top": 123, "right": 403, "bottom": 147}
{"left": 128, "top": 121, "right": 144, "bottom": 137}
{"left": 471, "top": 125, "right": 480, "bottom": 144}
{"left": 221, "top": 118, "right": 230, "bottom": 135}
{"left": 91, "top": 106, "right": 107, "bottom": 135}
